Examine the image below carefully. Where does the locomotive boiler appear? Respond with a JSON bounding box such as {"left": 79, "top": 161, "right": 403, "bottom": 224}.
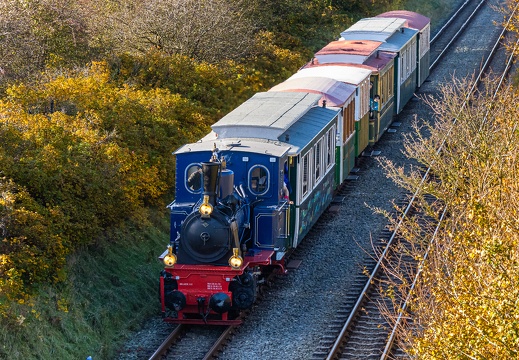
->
{"left": 176, "top": 160, "right": 247, "bottom": 266}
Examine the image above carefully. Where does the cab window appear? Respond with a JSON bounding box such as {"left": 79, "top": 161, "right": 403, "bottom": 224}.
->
{"left": 249, "top": 165, "right": 269, "bottom": 195}
{"left": 186, "top": 164, "right": 202, "bottom": 193}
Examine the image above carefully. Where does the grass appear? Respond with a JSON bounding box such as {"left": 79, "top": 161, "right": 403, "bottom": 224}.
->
{"left": 0, "top": 217, "right": 168, "bottom": 359}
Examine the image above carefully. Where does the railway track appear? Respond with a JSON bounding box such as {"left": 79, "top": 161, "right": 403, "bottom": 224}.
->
{"left": 429, "top": 0, "right": 487, "bottom": 68}
{"left": 147, "top": 323, "right": 238, "bottom": 360}
{"left": 309, "top": 2, "right": 518, "bottom": 359}
{"left": 147, "top": 175, "right": 364, "bottom": 360}
{"left": 120, "top": 1, "right": 515, "bottom": 359}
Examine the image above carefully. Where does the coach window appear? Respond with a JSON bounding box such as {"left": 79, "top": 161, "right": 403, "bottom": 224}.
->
{"left": 302, "top": 153, "right": 309, "bottom": 197}
{"left": 314, "top": 139, "right": 322, "bottom": 182}
{"left": 249, "top": 165, "right": 269, "bottom": 195}
{"left": 186, "top": 163, "right": 202, "bottom": 193}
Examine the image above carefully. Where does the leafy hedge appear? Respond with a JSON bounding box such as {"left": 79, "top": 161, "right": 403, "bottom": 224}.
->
{"left": 0, "top": 62, "right": 208, "bottom": 305}
{"left": 0, "top": 30, "right": 306, "bottom": 312}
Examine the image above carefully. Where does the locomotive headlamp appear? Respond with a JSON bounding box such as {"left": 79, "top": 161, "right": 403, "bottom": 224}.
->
{"left": 199, "top": 195, "right": 213, "bottom": 218}
{"left": 228, "top": 248, "right": 243, "bottom": 269}
{"left": 163, "top": 245, "right": 177, "bottom": 267}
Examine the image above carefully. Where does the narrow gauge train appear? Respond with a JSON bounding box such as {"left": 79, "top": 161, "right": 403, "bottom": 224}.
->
{"left": 159, "top": 10, "right": 430, "bottom": 325}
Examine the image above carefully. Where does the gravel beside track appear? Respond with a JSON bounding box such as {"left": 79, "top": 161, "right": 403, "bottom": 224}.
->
{"left": 117, "top": 0, "right": 507, "bottom": 359}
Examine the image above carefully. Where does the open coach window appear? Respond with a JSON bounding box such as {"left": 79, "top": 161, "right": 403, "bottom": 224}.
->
{"left": 249, "top": 165, "right": 269, "bottom": 195}
{"left": 186, "top": 164, "right": 202, "bottom": 192}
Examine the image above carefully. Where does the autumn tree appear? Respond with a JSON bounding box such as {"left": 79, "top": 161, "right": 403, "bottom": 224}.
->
{"left": 0, "top": 62, "right": 215, "bottom": 303}
{"left": 110, "top": 31, "right": 306, "bottom": 117}
{"left": 0, "top": 0, "right": 260, "bottom": 89}
{"left": 98, "top": 0, "right": 256, "bottom": 62}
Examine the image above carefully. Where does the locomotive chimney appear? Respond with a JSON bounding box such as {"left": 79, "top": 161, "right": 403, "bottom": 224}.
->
{"left": 202, "top": 161, "right": 220, "bottom": 206}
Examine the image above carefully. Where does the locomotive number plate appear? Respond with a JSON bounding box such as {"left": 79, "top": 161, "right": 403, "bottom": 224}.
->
{"left": 207, "top": 282, "right": 223, "bottom": 290}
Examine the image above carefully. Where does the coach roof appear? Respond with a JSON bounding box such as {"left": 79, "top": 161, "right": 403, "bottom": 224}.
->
{"left": 340, "top": 17, "right": 408, "bottom": 42}
{"left": 376, "top": 10, "right": 430, "bottom": 31}
{"left": 209, "top": 92, "right": 321, "bottom": 140}
{"left": 288, "top": 65, "right": 372, "bottom": 86}
{"left": 269, "top": 77, "right": 356, "bottom": 108}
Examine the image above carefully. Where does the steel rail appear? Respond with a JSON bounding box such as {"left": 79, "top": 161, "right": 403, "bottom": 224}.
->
{"left": 148, "top": 324, "right": 185, "bottom": 360}
{"left": 202, "top": 325, "right": 235, "bottom": 360}
{"left": 430, "top": 0, "right": 486, "bottom": 69}
{"left": 479, "top": 8, "right": 519, "bottom": 127}
{"left": 380, "top": 207, "right": 447, "bottom": 359}
{"left": 431, "top": 0, "right": 473, "bottom": 44}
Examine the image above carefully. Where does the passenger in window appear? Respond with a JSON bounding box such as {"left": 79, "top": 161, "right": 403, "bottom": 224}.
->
{"left": 374, "top": 95, "right": 380, "bottom": 109}
{"left": 369, "top": 95, "right": 380, "bottom": 118}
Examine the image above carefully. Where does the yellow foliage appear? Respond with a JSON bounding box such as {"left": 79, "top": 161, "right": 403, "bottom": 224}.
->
{"left": 382, "top": 78, "right": 519, "bottom": 358}
{"left": 0, "top": 61, "right": 208, "bottom": 307}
